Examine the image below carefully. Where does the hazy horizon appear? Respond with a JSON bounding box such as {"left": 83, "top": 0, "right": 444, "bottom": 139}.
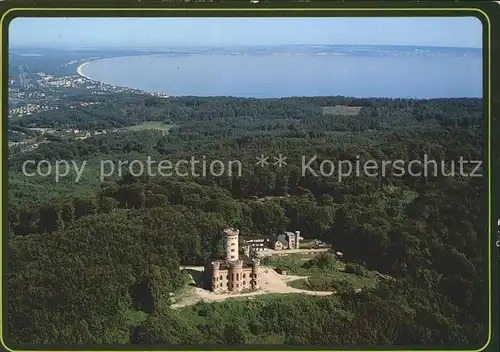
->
{"left": 10, "top": 43, "right": 483, "bottom": 50}
{"left": 9, "top": 17, "right": 482, "bottom": 49}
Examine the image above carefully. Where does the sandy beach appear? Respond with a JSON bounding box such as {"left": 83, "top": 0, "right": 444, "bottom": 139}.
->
{"left": 76, "top": 62, "right": 94, "bottom": 80}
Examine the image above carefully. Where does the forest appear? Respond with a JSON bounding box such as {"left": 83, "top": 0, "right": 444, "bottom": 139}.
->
{"left": 6, "top": 95, "right": 488, "bottom": 347}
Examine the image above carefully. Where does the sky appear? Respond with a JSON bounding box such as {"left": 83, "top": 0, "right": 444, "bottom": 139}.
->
{"left": 9, "top": 17, "right": 482, "bottom": 49}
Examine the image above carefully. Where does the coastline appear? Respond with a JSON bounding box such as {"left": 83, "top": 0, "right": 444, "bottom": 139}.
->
{"left": 76, "top": 61, "right": 96, "bottom": 81}
{"left": 72, "top": 53, "right": 479, "bottom": 99}
{"left": 75, "top": 59, "right": 171, "bottom": 97}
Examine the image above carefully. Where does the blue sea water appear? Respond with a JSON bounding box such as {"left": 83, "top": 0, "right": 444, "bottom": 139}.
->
{"left": 80, "top": 46, "right": 482, "bottom": 99}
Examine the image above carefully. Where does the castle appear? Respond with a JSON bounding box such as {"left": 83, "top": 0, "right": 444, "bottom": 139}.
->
{"left": 204, "top": 228, "right": 260, "bottom": 293}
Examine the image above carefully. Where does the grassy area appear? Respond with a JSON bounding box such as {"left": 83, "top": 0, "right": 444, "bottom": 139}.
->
{"left": 263, "top": 253, "right": 379, "bottom": 292}
{"left": 262, "top": 253, "right": 344, "bottom": 276}
{"left": 288, "top": 270, "right": 378, "bottom": 292}
{"left": 322, "top": 105, "right": 363, "bottom": 116}
{"left": 122, "top": 122, "right": 176, "bottom": 132}
{"left": 287, "top": 278, "right": 309, "bottom": 290}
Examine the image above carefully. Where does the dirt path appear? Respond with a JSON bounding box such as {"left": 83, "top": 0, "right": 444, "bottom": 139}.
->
{"left": 171, "top": 266, "right": 332, "bottom": 309}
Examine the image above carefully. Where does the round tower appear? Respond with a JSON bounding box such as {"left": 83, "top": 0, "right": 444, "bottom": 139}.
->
{"left": 224, "top": 228, "right": 240, "bottom": 262}
{"left": 251, "top": 258, "right": 260, "bottom": 290}
{"left": 210, "top": 261, "right": 221, "bottom": 291}
{"left": 228, "top": 259, "right": 244, "bottom": 292}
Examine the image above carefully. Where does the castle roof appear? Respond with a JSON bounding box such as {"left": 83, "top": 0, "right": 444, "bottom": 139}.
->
{"left": 223, "top": 228, "right": 239, "bottom": 236}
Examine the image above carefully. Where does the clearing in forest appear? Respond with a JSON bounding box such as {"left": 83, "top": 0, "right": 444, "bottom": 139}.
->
{"left": 322, "top": 105, "right": 363, "bottom": 116}
{"left": 263, "top": 253, "right": 381, "bottom": 292}
{"left": 122, "top": 121, "right": 176, "bottom": 132}
{"left": 169, "top": 252, "right": 388, "bottom": 309}
{"left": 169, "top": 265, "right": 333, "bottom": 309}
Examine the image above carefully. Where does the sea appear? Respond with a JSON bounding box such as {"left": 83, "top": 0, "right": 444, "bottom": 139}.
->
{"left": 79, "top": 45, "right": 483, "bottom": 99}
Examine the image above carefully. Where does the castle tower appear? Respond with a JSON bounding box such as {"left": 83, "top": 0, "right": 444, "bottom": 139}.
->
{"left": 295, "top": 231, "right": 301, "bottom": 249}
{"left": 210, "top": 261, "right": 221, "bottom": 291}
{"left": 251, "top": 258, "right": 260, "bottom": 290}
{"left": 228, "top": 259, "right": 244, "bottom": 292}
{"left": 224, "top": 228, "right": 239, "bottom": 262}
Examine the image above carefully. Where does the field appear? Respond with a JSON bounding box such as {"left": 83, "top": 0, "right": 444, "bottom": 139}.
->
{"left": 122, "top": 121, "right": 176, "bottom": 132}
{"left": 322, "top": 105, "right": 363, "bottom": 116}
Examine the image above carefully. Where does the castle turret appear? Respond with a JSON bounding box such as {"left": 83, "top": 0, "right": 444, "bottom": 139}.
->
{"left": 224, "top": 228, "right": 239, "bottom": 262}
{"left": 212, "top": 261, "right": 221, "bottom": 272}
{"left": 251, "top": 258, "right": 260, "bottom": 290}
{"left": 295, "top": 231, "right": 301, "bottom": 249}
{"left": 228, "top": 259, "right": 244, "bottom": 291}
{"left": 210, "top": 261, "right": 221, "bottom": 291}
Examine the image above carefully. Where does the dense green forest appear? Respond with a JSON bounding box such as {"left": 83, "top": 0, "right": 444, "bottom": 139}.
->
{"left": 7, "top": 95, "right": 488, "bottom": 347}
{"left": 11, "top": 95, "right": 482, "bottom": 130}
